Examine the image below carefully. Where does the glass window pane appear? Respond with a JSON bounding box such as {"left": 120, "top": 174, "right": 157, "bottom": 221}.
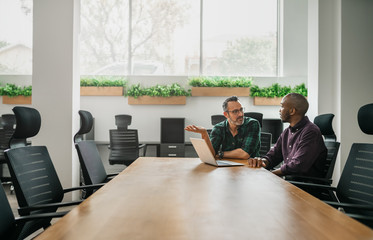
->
{"left": 203, "top": 0, "right": 277, "bottom": 76}
{"left": 80, "top": 0, "right": 129, "bottom": 75}
{"left": 0, "top": 0, "right": 33, "bottom": 75}
{"left": 131, "top": 0, "right": 200, "bottom": 75}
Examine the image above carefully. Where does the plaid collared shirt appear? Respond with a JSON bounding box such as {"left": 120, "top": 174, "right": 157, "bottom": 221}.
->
{"left": 210, "top": 117, "right": 261, "bottom": 157}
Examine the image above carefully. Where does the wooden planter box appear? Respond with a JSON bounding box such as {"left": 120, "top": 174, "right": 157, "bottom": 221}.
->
{"left": 253, "top": 97, "right": 282, "bottom": 106}
{"left": 2, "top": 96, "right": 32, "bottom": 104}
{"left": 80, "top": 86, "right": 123, "bottom": 96}
{"left": 128, "top": 96, "right": 186, "bottom": 105}
{"left": 191, "top": 87, "right": 250, "bottom": 97}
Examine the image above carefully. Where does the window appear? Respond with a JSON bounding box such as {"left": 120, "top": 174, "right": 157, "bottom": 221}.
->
{"left": 80, "top": 0, "right": 278, "bottom": 76}
{"left": 203, "top": 0, "right": 277, "bottom": 76}
{"left": 0, "top": 0, "right": 33, "bottom": 75}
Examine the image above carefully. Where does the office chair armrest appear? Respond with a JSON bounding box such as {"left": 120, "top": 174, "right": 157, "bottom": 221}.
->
{"left": 18, "top": 200, "right": 82, "bottom": 215}
{"left": 285, "top": 175, "right": 332, "bottom": 185}
{"left": 62, "top": 183, "right": 105, "bottom": 193}
{"left": 324, "top": 201, "right": 373, "bottom": 211}
{"left": 15, "top": 211, "right": 68, "bottom": 223}
{"left": 288, "top": 181, "right": 337, "bottom": 191}
{"left": 345, "top": 213, "right": 373, "bottom": 222}
{"left": 139, "top": 143, "right": 147, "bottom": 156}
{"left": 107, "top": 173, "right": 119, "bottom": 178}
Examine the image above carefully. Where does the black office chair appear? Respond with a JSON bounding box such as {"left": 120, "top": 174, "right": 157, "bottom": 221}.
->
{"left": 74, "top": 110, "right": 118, "bottom": 198}
{"left": 289, "top": 103, "right": 373, "bottom": 228}
{"left": 0, "top": 114, "right": 16, "bottom": 187}
{"left": 244, "top": 112, "right": 263, "bottom": 127}
{"left": 115, "top": 114, "right": 132, "bottom": 130}
{"left": 0, "top": 183, "right": 65, "bottom": 240}
{"left": 314, "top": 113, "right": 337, "bottom": 142}
{"left": 259, "top": 132, "right": 272, "bottom": 157}
{"left": 108, "top": 129, "right": 146, "bottom": 165}
{"left": 4, "top": 107, "right": 101, "bottom": 230}
{"left": 108, "top": 114, "right": 146, "bottom": 166}
{"left": 211, "top": 114, "right": 226, "bottom": 125}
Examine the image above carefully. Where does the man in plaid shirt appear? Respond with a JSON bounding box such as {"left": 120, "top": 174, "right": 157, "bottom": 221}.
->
{"left": 185, "top": 96, "right": 261, "bottom": 160}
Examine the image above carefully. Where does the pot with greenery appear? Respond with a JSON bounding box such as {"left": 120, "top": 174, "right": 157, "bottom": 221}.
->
{"left": 188, "top": 76, "right": 252, "bottom": 96}
{"left": 126, "top": 83, "right": 191, "bottom": 105}
{"left": 0, "top": 84, "right": 32, "bottom": 104}
{"left": 80, "top": 76, "right": 126, "bottom": 96}
{"left": 250, "top": 83, "right": 307, "bottom": 105}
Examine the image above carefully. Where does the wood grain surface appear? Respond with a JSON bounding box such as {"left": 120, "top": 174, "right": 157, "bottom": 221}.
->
{"left": 36, "top": 157, "right": 373, "bottom": 240}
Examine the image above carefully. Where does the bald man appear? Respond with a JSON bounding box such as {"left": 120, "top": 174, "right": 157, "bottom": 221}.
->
{"left": 248, "top": 93, "right": 327, "bottom": 177}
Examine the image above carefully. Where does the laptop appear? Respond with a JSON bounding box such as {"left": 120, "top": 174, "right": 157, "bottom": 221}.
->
{"left": 190, "top": 138, "right": 244, "bottom": 167}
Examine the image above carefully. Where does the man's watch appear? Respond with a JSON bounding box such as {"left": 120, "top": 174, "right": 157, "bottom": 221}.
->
{"left": 218, "top": 151, "right": 224, "bottom": 159}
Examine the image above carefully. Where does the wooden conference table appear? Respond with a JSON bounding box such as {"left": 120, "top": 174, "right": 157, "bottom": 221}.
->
{"left": 36, "top": 157, "right": 373, "bottom": 240}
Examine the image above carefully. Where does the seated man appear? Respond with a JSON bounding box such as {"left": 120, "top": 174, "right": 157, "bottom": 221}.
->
{"left": 248, "top": 93, "right": 327, "bottom": 177}
{"left": 185, "top": 96, "right": 261, "bottom": 159}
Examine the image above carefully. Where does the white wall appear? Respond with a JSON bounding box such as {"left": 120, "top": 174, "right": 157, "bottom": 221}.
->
{"left": 340, "top": 0, "right": 373, "bottom": 168}
{"left": 31, "top": 0, "right": 81, "bottom": 199}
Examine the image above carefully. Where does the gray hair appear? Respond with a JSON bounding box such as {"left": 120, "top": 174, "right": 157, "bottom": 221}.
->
{"left": 222, "top": 96, "right": 239, "bottom": 112}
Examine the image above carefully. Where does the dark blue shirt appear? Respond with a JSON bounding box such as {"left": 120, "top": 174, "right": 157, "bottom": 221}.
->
{"left": 264, "top": 116, "right": 327, "bottom": 177}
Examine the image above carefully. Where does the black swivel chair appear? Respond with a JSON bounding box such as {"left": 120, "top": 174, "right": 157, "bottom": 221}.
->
{"left": 289, "top": 103, "right": 373, "bottom": 228}
{"left": 259, "top": 132, "right": 272, "bottom": 157}
{"left": 115, "top": 114, "right": 132, "bottom": 130}
{"left": 74, "top": 110, "right": 118, "bottom": 198}
{"left": 314, "top": 113, "right": 337, "bottom": 142}
{"left": 4, "top": 107, "right": 101, "bottom": 234}
{"left": 211, "top": 114, "right": 226, "bottom": 125}
{"left": 0, "top": 114, "right": 16, "bottom": 187}
{"left": 0, "top": 183, "right": 65, "bottom": 240}
{"left": 244, "top": 112, "right": 263, "bottom": 127}
{"left": 108, "top": 115, "right": 146, "bottom": 166}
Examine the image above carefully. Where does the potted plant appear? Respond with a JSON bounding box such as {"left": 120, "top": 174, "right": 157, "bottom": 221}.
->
{"left": 250, "top": 83, "right": 307, "bottom": 105}
{"left": 0, "top": 84, "right": 32, "bottom": 104}
{"left": 188, "top": 76, "right": 252, "bottom": 96}
{"left": 126, "top": 83, "right": 191, "bottom": 105}
{"left": 80, "top": 76, "right": 126, "bottom": 96}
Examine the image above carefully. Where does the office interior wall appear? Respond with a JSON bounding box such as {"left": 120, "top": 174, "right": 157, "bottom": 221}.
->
{"left": 318, "top": 0, "right": 342, "bottom": 183}
{"left": 340, "top": 0, "right": 373, "bottom": 169}
{"left": 31, "top": 0, "right": 81, "bottom": 196}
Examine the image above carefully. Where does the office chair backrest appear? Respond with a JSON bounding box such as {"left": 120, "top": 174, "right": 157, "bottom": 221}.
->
{"left": 336, "top": 144, "right": 373, "bottom": 205}
{"left": 211, "top": 115, "right": 226, "bottom": 125}
{"left": 1, "top": 114, "right": 16, "bottom": 130}
{"left": 244, "top": 112, "right": 263, "bottom": 127}
{"left": 115, "top": 114, "right": 132, "bottom": 130}
{"left": 323, "top": 141, "right": 340, "bottom": 179}
{"left": 109, "top": 129, "right": 140, "bottom": 165}
{"left": 358, "top": 103, "right": 373, "bottom": 134}
{"left": 75, "top": 141, "right": 108, "bottom": 185}
{"left": 74, "top": 110, "right": 108, "bottom": 186}
{"left": 336, "top": 104, "right": 373, "bottom": 205}
{"left": 0, "top": 183, "right": 16, "bottom": 239}
{"left": 9, "top": 107, "right": 40, "bottom": 148}
{"left": 73, "top": 110, "right": 94, "bottom": 143}
{"left": 314, "top": 114, "right": 336, "bottom": 142}
{"left": 5, "top": 107, "right": 64, "bottom": 210}
{"left": 259, "top": 132, "right": 272, "bottom": 157}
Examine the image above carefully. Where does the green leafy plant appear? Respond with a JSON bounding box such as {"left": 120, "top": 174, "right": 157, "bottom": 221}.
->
{"left": 80, "top": 76, "right": 126, "bottom": 87}
{"left": 0, "top": 84, "right": 32, "bottom": 97}
{"left": 125, "top": 83, "right": 191, "bottom": 99}
{"left": 250, "top": 83, "right": 307, "bottom": 98}
{"left": 188, "top": 76, "right": 252, "bottom": 88}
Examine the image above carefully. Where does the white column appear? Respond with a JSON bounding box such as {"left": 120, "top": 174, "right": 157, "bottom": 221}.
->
{"left": 32, "top": 0, "right": 80, "bottom": 200}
